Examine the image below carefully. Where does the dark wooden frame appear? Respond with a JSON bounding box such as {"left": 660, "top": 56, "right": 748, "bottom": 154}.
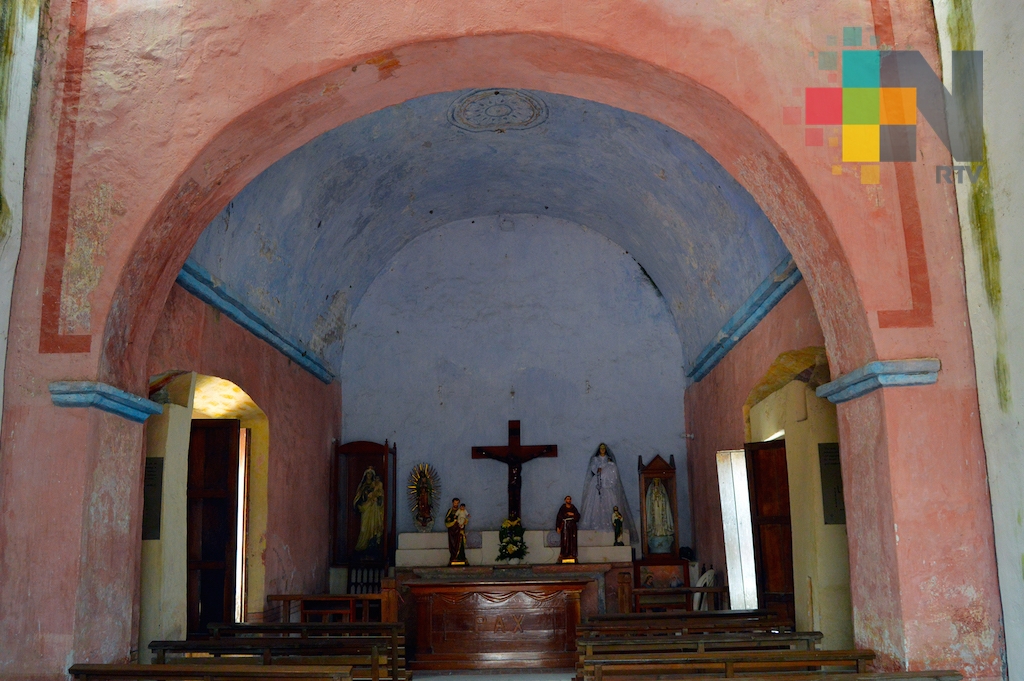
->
{"left": 637, "top": 454, "right": 682, "bottom": 563}
{"left": 330, "top": 440, "right": 397, "bottom": 569}
{"left": 744, "top": 440, "right": 796, "bottom": 623}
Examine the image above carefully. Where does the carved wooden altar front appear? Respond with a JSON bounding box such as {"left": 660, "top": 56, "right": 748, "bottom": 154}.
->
{"left": 407, "top": 579, "right": 588, "bottom": 669}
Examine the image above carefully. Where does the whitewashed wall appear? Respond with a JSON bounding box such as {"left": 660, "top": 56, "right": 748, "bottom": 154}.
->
{"left": 341, "top": 214, "right": 690, "bottom": 544}
{"left": 934, "top": 2, "right": 1024, "bottom": 677}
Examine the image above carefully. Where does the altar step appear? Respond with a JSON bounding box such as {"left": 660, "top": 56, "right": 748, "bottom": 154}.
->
{"left": 396, "top": 530, "right": 632, "bottom": 567}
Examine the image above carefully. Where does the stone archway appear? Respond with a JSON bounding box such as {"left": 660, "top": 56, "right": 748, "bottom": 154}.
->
{"left": 89, "top": 35, "right": 996, "bottom": 675}
{"left": 1, "top": 4, "right": 1002, "bottom": 678}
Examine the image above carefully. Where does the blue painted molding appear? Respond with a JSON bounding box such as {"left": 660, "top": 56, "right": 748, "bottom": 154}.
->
{"left": 815, "top": 358, "right": 941, "bottom": 404}
{"left": 50, "top": 381, "right": 164, "bottom": 423}
{"left": 687, "top": 256, "right": 803, "bottom": 382}
{"left": 177, "top": 260, "right": 334, "bottom": 384}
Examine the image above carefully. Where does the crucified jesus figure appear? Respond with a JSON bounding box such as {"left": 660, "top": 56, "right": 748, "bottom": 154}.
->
{"left": 472, "top": 420, "right": 558, "bottom": 520}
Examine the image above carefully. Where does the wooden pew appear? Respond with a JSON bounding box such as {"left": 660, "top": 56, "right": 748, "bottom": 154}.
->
{"left": 149, "top": 638, "right": 393, "bottom": 681}
{"left": 575, "top": 631, "right": 823, "bottom": 681}
{"left": 586, "top": 608, "right": 771, "bottom": 621}
{"left": 208, "top": 622, "right": 404, "bottom": 640}
{"left": 633, "top": 586, "right": 731, "bottom": 612}
{"left": 589, "top": 672, "right": 960, "bottom": 681}
{"left": 578, "top": 630, "right": 823, "bottom": 657}
{"left": 68, "top": 663, "right": 352, "bottom": 681}
{"left": 579, "top": 614, "right": 791, "bottom": 638}
{"left": 206, "top": 623, "right": 405, "bottom": 681}
{"left": 582, "top": 648, "right": 875, "bottom": 681}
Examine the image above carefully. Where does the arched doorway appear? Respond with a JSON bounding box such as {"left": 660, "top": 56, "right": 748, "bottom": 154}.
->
{"left": 138, "top": 372, "right": 269, "bottom": 659}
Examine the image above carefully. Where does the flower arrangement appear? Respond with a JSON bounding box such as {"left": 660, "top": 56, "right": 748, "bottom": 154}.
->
{"left": 496, "top": 516, "right": 528, "bottom": 561}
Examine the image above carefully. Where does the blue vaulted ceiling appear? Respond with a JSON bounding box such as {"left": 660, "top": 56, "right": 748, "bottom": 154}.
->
{"left": 188, "top": 90, "right": 790, "bottom": 377}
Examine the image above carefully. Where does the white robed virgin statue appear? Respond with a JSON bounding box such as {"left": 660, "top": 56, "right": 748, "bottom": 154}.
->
{"left": 579, "top": 443, "right": 637, "bottom": 547}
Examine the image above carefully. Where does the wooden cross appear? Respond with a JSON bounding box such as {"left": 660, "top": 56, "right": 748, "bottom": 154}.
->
{"left": 472, "top": 420, "right": 558, "bottom": 520}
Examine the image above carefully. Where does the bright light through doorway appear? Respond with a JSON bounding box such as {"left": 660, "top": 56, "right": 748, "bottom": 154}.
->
{"left": 717, "top": 449, "right": 758, "bottom": 610}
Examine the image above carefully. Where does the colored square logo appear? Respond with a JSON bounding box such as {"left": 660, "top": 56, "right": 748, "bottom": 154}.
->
{"left": 806, "top": 128, "right": 824, "bottom": 146}
{"left": 880, "top": 125, "right": 917, "bottom": 162}
{"left": 806, "top": 88, "right": 843, "bottom": 125}
{"left": 879, "top": 88, "right": 916, "bottom": 125}
{"left": 842, "top": 50, "right": 880, "bottom": 88}
{"left": 818, "top": 51, "right": 838, "bottom": 71}
{"left": 843, "top": 27, "right": 863, "bottom": 47}
{"left": 843, "top": 88, "right": 880, "bottom": 124}
{"left": 861, "top": 165, "right": 880, "bottom": 184}
{"left": 843, "top": 125, "right": 880, "bottom": 162}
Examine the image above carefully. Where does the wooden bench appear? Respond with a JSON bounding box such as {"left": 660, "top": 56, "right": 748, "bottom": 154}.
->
{"left": 149, "top": 638, "right": 394, "bottom": 681}
{"left": 588, "top": 609, "right": 771, "bottom": 621}
{"left": 581, "top": 648, "right": 875, "bottom": 681}
{"left": 209, "top": 623, "right": 404, "bottom": 640}
{"left": 268, "top": 594, "right": 389, "bottom": 623}
{"left": 590, "top": 673, "right": 961, "bottom": 681}
{"left": 206, "top": 623, "right": 405, "bottom": 681}
{"left": 633, "top": 586, "right": 731, "bottom": 612}
{"left": 578, "top": 630, "right": 823, "bottom": 657}
{"left": 68, "top": 664, "right": 352, "bottom": 681}
{"left": 579, "top": 615, "right": 791, "bottom": 637}
{"left": 575, "top": 631, "right": 824, "bottom": 681}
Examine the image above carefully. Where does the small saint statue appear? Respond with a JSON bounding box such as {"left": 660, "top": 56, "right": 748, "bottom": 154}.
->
{"left": 445, "top": 497, "right": 468, "bottom": 565}
{"left": 612, "top": 506, "right": 624, "bottom": 546}
{"left": 556, "top": 495, "right": 582, "bottom": 563}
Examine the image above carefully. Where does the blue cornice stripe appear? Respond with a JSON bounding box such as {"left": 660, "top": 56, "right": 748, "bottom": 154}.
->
{"left": 177, "top": 260, "right": 334, "bottom": 384}
{"left": 687, "top": 256, "right": 803, "bottom": 382}
{"left": 815, "top": 359, "right": 941, "bottom": 404}
{"left": 50, "top": 381, "right": 164, "bottom": 423}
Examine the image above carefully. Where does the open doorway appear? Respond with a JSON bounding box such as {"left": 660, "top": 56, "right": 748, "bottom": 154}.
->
{"left": 186, "top": 419, "right": 248, "bottom": 635}
{"left": 717, "top": 347, "right": 852, "bottom": 648}
{"left": 139, "top": 373, "right": 269, "bottom": 656}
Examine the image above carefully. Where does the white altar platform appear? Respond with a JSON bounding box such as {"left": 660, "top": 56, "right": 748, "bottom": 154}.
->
{"left": 396, "top": 529, "right": 632, "bottom": 566}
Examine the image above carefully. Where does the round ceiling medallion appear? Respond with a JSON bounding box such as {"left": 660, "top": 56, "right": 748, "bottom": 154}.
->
{"left": 448, "top": 89, "right": 549, "bottom": 132}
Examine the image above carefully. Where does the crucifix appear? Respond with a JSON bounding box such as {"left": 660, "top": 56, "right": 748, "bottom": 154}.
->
{"left": 472, "top": 420, "right": 558, "bottom": 520}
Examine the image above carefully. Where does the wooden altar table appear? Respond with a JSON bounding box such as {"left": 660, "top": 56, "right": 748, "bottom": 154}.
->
{"left": 406, "top": 579, "right": 589, "bottom": 670}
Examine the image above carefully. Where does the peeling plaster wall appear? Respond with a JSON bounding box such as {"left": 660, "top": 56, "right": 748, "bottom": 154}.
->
{"left": 341, "top": 215, "right": 689, "bottom": 541}
{"left": 147, "top": 284, "right": 342, "bottom": 607}
{"left": 933, "top": 1, "right": 1024, "bottom": 676}
{"left": 685, "top": 281, "right": 824, "bottom": 573}
{"left": 0, "top": 1, "right": 40, "bottom": 435}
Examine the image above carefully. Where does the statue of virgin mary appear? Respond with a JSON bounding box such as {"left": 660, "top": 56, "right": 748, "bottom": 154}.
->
{"left": 579, "top": 443, "right": 637, "bottom": 547}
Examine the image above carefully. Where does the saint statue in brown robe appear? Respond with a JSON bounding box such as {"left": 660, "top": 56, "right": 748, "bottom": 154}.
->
{"left": 445, "top": 497, "right": 467, "bottom": 565}
{"left": 556, "top": 495, "right": 582, "bottom": 563}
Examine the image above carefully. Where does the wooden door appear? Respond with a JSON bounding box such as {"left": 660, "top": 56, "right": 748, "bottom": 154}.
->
{"left": 187, "top": 419, "right": 240, "bottom": 636}
{"left": 745, "top": 440, "right": 796, "bottom": 623}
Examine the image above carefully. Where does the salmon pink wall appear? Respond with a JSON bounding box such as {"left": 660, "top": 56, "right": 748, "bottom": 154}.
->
{"left": 0, "top": 0, "right": 1005, "bottom": 678}
{"left": 685, "top": 281, "right": 825, "bottom": 575}
{"left": 147, "top": 285, "right": 342, "bottom": 602}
